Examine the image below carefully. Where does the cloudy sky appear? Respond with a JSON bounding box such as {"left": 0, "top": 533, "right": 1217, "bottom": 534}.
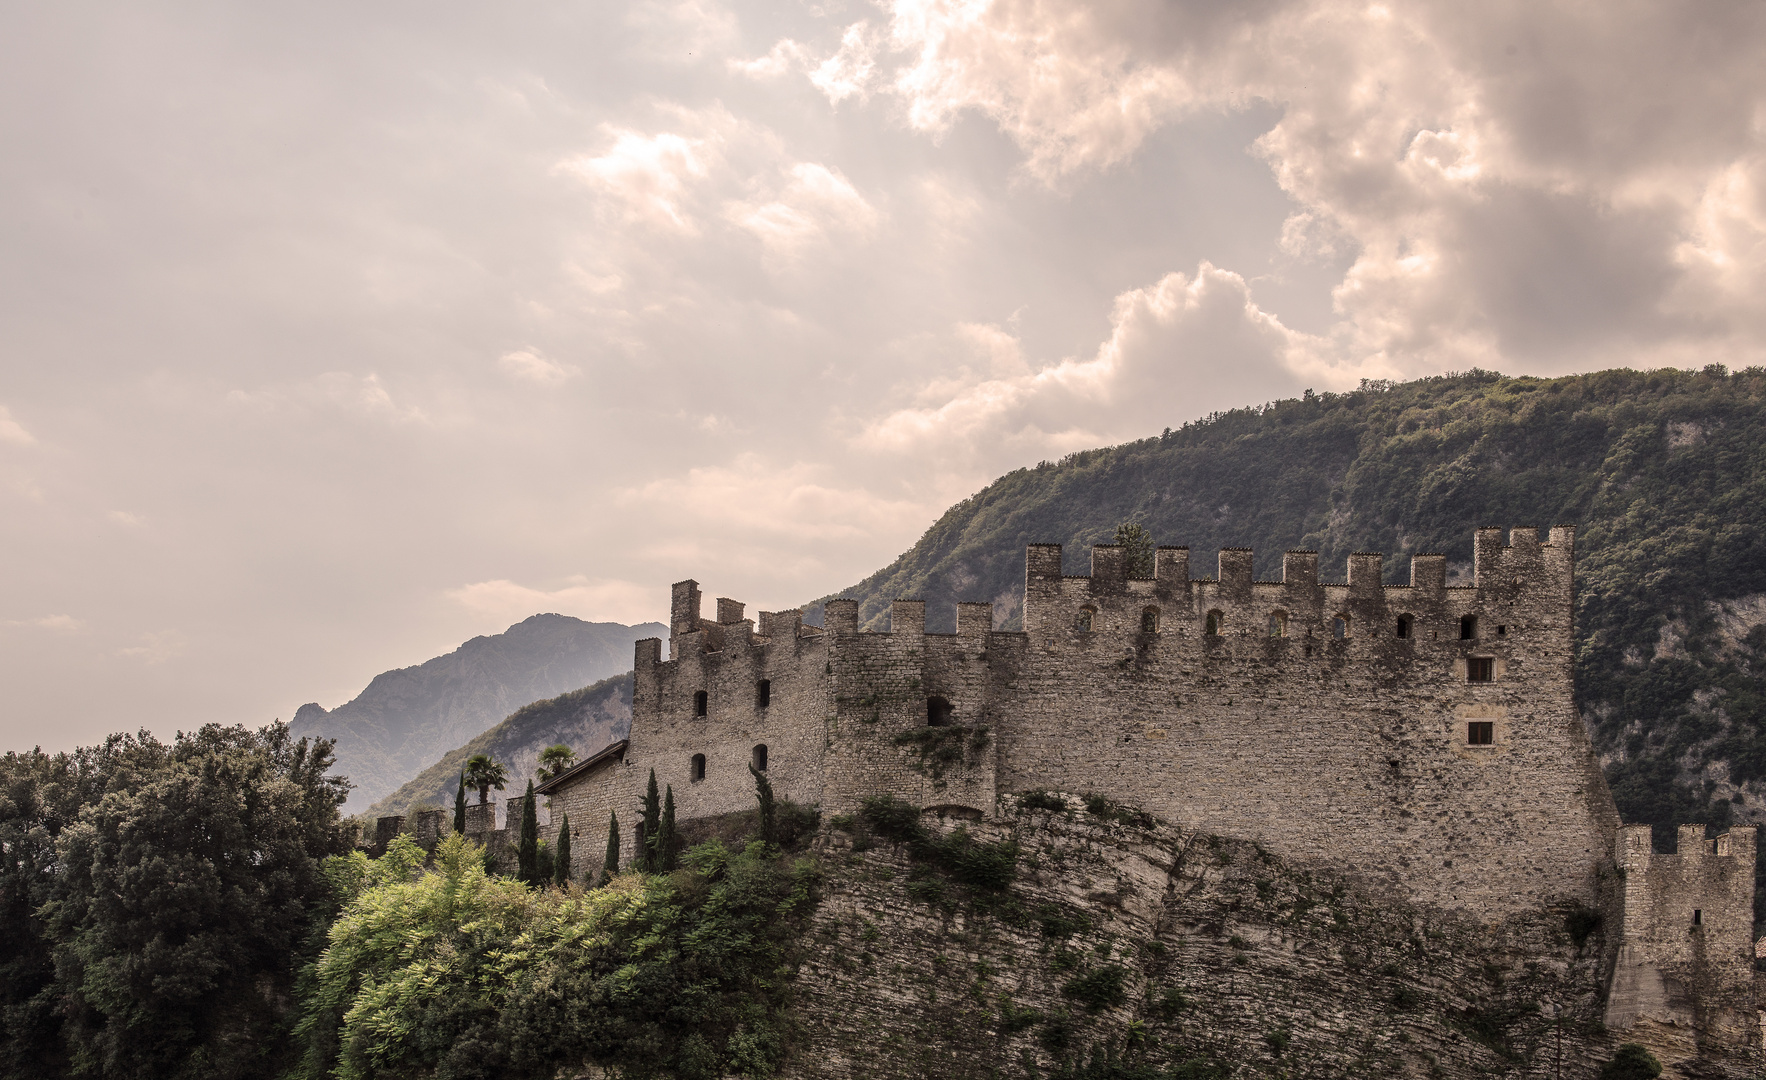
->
{"left": 3, "top": 0, "right": 1763, "bottom": 750}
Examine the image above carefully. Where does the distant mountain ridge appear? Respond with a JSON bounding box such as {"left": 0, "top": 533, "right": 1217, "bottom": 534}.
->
{"left": 365, "top": 672, "right": 633, "bottom": 822}
{"left": 291, "top": 614, "right": 663, "bottom": 809}
{"left": 809, "top": 368, "right": 1766, "bottom": 859}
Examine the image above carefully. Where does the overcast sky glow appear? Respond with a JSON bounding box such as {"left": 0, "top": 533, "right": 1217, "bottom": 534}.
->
{"left": 3, "top": 0, "right": 1764, "bottom": 750}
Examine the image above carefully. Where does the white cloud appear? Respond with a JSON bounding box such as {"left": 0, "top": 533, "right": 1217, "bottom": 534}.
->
{"left": 863, "top": 263, "right": 1310, "bottom": 464}
{"left": 726, "top": 162, "right": 880, "bottom": 260}
{"left": 498, "top": 349, "right": 580, "bottom": 385}
{"left": 446, "top": 576, "right": 666, "bottom": 627}
{"left": 0, "top": 405, "right": 35, "bottom": 446}
{"left": 118, "top": 630, "right": 187, "bottom": 664}
{"left": 108, "top": 510, "right": 145, "bottom": 526}
{"left": 557, "top": 114, "right": 731, "bottom": 234}
{"left": 810, "top": 22, "right": 882, "bottom": 105}
{"left": 227, "top": 373, "right": 429, "bottom": 424}
{"left": 729, "top": 38, "right": 809, "bottom": 78}
{"left": 6, "top": 614, "right": 83, "bottom": 632}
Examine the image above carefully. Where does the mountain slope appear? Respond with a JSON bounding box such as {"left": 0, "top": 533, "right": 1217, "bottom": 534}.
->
{"left": 291, "top": 614, "right": 662, "bottom": 808}
{"left": 810, "top": 367, "right": 1766, "bottom": 849}
{"left": 364, "top": 672, "right": 632, "bottom": 821}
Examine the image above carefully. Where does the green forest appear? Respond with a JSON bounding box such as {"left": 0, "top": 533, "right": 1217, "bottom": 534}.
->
{"left": 0, "top": 726, "right": 817, "bottom": 1080}
{"left": 813, "top": 366, "right": 1766, "bottom": 851}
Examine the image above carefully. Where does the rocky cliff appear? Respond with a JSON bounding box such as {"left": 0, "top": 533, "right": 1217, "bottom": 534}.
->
{"left": 786, "top": 793, "right": 1752, "bottom": 1079}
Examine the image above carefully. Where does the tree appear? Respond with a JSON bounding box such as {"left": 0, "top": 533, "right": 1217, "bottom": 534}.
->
{"left": 600, "top": 810, "right": 620, "bottom": 885}
{"left": 462, "top": 754, "right": 508, "bottom": 805}
{"left": 1114, "top": 521, "right": 1155, "bottom": 578}
{"left": 639, "top": 769, "right": 662, "bottom": 872}
{"left": 750, "top": 763, "right": 776, "bottom": 847}
{"left": 517, "top": 779, "right": 540, "bottom": 885}
{"left": 536, "top": 743, "right": 577, "bottom": 782}
{"left": 658, "top": 786, "right": 678, "bottom": 872}
{"left": 24, "top": 723, "right": 350, "bottom": 1079}
{"left": 453, "top": 772, "right": 467, "bottom": 834}
{"left": 553, "top": 813, "right": 572, "bottom": 887}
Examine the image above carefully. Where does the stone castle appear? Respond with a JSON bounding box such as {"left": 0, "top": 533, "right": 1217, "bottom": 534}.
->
{"left": 456, "top": 526, "right": 1756, "bottom": 1056}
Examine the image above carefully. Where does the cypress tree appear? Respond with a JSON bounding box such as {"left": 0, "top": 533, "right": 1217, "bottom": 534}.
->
{"left": 750, "top": 763, "right": 776, "bottom": 847}
{"left": 453, "top": 773, "right": 467, "bottom": 834}
{"left": 600, "top": 810, "right": 620, "bottom": 886}
{"left": 517, "top": 779, "right": 539, "bottom": 884}
{"left": 639, "top": 769, "right": 661, "bottom": 872}
{"left": 553, "top": 813, "right": 572, "bottom": 888}
{"left": 658, "top": 786, "right": 678, "bottom": 872}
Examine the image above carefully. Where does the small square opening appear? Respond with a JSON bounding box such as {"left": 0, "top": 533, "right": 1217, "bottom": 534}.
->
{"left": 1467, "top": 721, "right": 1494, "bottom": 746}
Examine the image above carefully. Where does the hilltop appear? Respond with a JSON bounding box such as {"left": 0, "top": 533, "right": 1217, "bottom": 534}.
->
{"left": 290, "top": 613, "right": 662, "bottom": 808}
{"left": 810, "top": 367, "right": 1766, "bottom": 852}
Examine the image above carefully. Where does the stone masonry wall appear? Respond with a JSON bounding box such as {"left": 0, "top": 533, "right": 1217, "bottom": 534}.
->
{"left": 1607, "top": 823, "right": 1758, "bottom": 1058}
{"left": 996, "top": 527, "right": 1619, "bottom": 915}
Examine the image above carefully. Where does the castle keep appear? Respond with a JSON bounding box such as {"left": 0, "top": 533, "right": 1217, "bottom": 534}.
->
{"left": 531, "top": 526, "right": 1758, "bottom": 1052}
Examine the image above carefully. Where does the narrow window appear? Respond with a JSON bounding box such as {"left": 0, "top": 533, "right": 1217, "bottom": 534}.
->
{"left": 694, "top": 690, "right": 708, "bottom": 717}
{"left": 690, "top": 753, "right": 706, "bottom": 782}
{"left": 1460, "top": 615, "right": 1477, "bottom": 640}
{"left": 1268, "top": 612, "right": 1287, "bottom": 638}
{"left": 1468, "top": 657, "right": 1494, "bottom": 683}
{"left": 1396, "top": 614, "right": 1412, "bottom": 639}
{"left": 1205, "top": 611, "right": 1222, "bottom": 636}
{"left": 1693, "top": 909, "right": 1703, "bottom": 926}
{"left": 751, "top": 744, "right": 768, "bottom": 772}
{"left": 756, "top": 679, "right": 771, "bottom": 709}
{"left": 1076, "top": 607, "right": 1095, "bottom": 632}
{"left": 1141, "top": 607, "right": 1159, "bottom": 634}
{"left": 1466, "top": 721, "right": 1494, "bottom": 745}
{"left": 927, "top": 697, "right": 953, "bottom": 727}
{"left": 1496, "top": 625, "right": 1507, "bottom": 637}
{"left": 1332, "top": 614, "right": 1350, "bottom": 639}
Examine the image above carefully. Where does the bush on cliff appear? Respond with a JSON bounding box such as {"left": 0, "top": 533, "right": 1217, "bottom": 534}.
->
{"left": 295, "top": 832, "right": 818, "bottom": 1080}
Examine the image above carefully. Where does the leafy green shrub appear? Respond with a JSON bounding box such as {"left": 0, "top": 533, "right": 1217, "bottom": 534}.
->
{"left": 1600, "top": 1044, "right": 1663, "bottom": 1080}
{"left": 1081, "top": 794, "right": 1155, "bottom": 829}
{"left": 1018, "top": 790, "right": 1068, "bottom": 813}
{"left": 858, "top": 796, "right": 1019, "bottom": 892}
{"left": 892, "top": 725, "right": 991, "bottom": 780}
{"left": 860, "top": 794, "right": 926, "bottom": 844}
{"left": 1062, "top": 965, "right": 1129, "bottom": 1012}
{"left": 294, "top": 832, "right": 818, "bottom": 1080}
{"left": 1038, "top": 904, "right": 1093, "bottom": 939}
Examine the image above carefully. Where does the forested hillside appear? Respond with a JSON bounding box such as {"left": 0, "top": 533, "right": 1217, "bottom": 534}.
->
{"left": 810, "top": 367, "right": 1766, "bottom": 845}
{"left": 364, "top": 672, "right": 632, "bottom": 820}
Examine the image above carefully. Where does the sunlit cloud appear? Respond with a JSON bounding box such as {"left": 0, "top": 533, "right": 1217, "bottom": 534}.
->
{"left": 0, "top": 405, "right": 35, "bottom": 446}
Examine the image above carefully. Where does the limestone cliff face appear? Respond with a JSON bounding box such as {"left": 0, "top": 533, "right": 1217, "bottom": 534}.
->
{"left": 785, "top": 796, "right": 1754, "bottom": 1080}
{"left": 289, "top": 613, "right": 662, "bottom": 809}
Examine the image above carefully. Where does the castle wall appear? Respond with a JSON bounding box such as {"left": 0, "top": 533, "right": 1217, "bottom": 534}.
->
{"left": 1606, "top": 823, "right": 1758, "bottom": 1053}
{"left": 995, "top": 527, "right": 1618, "bottom": 913}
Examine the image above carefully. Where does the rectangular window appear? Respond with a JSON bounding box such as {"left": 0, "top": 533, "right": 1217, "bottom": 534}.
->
{"left": 1467, "top": 721, "right": 1494, "bottom": 745}
{"left": 1467, "top": 657, "right": 1494, "bottom": 682}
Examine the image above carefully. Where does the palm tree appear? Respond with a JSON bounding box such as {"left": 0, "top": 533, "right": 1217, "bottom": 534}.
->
{"left": 536, "top": 744, "right": 577, "bottom": 782}
{"left": 462, "top": 754, "right": 508, "bottom": 805}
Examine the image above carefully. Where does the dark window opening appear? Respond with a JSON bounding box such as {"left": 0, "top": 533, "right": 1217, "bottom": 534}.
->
{"left": 756, "top": 679, "right": 771, "bottom": 708}
{"left": 1467, "top": 721, "right": 1494, "bottom": 745}
{"left": 1268, "top": 612, "right": 1286, "bottom": 637}
{"left": 1141, "top": 607, "right": 1159, "bottom": 634}
{"left": 927, "top": 696, "right": 954, "bottom": 727}
{"left": 1396, "top": 614, "right": 1412, "bottom": 639}
{"left": 1693, "top": 909, "right": 1703, "bottom": 926}
{"left": 751, "top": 744, "right": 768, "bottom": 772}
{"left": 1205, "top": 611, "right": 1222, "bottom": 636}
{"left": 690, "top": 753, "right": 706, "bottom": 782}
{"left": 1468, "top": 657, "right": 1494, "bottom": 682}
{"left": 1076, "top": 608, "right": 1095, "bottom": 632}
{"left": 1460, "top": 615, "right": 1477, "bottom": 640}
{"left": 694, "top": 690, "right": 708, "bottom": 717}
{"left": 1332, "top": 615, "right": 1349, "bottom": 639}
{"left": 1496, "top": 625, "right": 1507, "bottom": 636}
